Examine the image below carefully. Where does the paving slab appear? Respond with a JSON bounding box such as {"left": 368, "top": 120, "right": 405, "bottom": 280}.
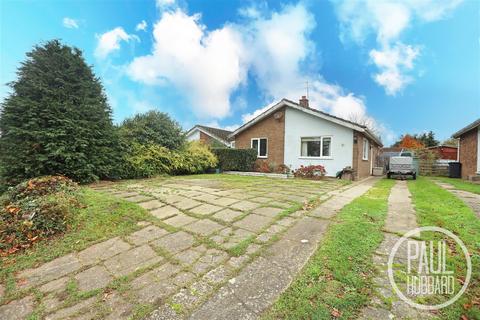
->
{"left": 213, "top": 197, "right": 240, "bottom": 206}
{"left": 78, "top": 237, "right": 131, "bottom": 265}
{"left": 139, "top": 199, "right": 165, "bottom": 210}
{"left": 212, "top": 208, "right": 244, "bottom": 222}
{"left": 0, "top": 295, "right": 34, "bottom": 320}
{"left": 75, "top": 265, "right": 113, "bottom": 291}
{"left": 174, "top": 198, "right": 202, "bottom": 210}
{"left": 163, "top": 213, "right": 198, "bottom": 227}
{"left": 233, "top": 214, "right": 273, "bottom": 233}
{"left": 39, "top": 276, "right": 69, "bottom": 294}
{"left": 252, "top": 207, "right": 283, "bottom": 218}
{"left": 230, "top": 200, "right": 259, "bottom": 211}
{"left": 45, "top": 296, "right": 97, "bottom": 320}
{"left": 131, "top": 263, "right": 181, "bottom": 289}
{"left": 135, "top": 280, "right": 177, "bottom": 304}
{"left": 150, "top": 205, "right": 181, "bottom": 220}
{"left": 189, "top": 203, "right": 223, "bottom": 216}
{"left": 126, "top": 225, "right": 169, "bottom": 245}
{"left": 188, "top": 180, "right": 376, "bottom": 320}
{"left": 183, "top": 219, "right": 224, "bottom": 236}
{"left": 104, "top": 244, "right": 163, "bottom": 277}
{"left": 151, "top": 231, "right": 195, "bottom": 254}
{"left": 125, "top": 194, "right": 153, "bottom": 203}
{"left": 249, "top": 196, "right": 272, "bottom": 204}
{"left": 103, "top": 292, "right": 134, "bottom": 320}
{"left": 175, "top": 248, "right": 203, "bottom": 265}
{"left": 17, "top": 253, "right": 82, "bottom": 288}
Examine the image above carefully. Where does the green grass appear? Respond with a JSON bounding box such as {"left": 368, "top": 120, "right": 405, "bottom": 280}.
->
{"left": 263, "top": 178, "right": 395, "bottom": 320}
{"left": 408, "top": 178, "right": 480, "bottom": 319}
{"left": 0, "top": 188, "right": 154, "bottom": 302}
{"left": 432, "top": 176, "right": 480, "bottom": 194}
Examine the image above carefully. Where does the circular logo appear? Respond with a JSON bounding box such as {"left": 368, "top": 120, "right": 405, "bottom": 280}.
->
{"left": 387, "top": 226, "right": 472, "bottom": 310}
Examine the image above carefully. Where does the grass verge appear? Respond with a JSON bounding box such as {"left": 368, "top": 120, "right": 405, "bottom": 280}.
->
{"left": 433, "top": 176, "right": 480, "bottom": 195}
{"left": 408, "top": 178, "right": 480, "bottom": 319}
{"left": 0, "top": 187, "right": 154, "bottom": 302}
{"left": 263, "top": 178, "right": 395, "bottom": 319}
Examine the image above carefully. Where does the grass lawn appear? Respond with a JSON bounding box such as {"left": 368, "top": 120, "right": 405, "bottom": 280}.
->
{"left": 408, "top": 178, "right": 480, "bottom": 319}
{"left": 433, "top": 176, "right": 480, "bottom": 194}
{"left": 0, "top": 188, "right": 155, "bottom": 304}
{"left": 263, "top": 178, "right": 395, "bottom": 320}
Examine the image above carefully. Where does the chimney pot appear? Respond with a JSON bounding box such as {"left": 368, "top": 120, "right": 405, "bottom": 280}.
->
{"left": 299, "top": 96, "right": 309, "bottom": 108}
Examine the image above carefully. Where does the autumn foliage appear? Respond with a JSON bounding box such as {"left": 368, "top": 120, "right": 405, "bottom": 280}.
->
{"left": 0, "top": 176, "right": 81, "bottom": 256}
{"left": 397, "top": 135, "right": 425, "bottom": 149}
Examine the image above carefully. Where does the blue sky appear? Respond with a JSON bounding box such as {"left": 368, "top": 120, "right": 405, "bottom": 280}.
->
{"left": 1, "top": 0, "right": 479, "bottom": 145}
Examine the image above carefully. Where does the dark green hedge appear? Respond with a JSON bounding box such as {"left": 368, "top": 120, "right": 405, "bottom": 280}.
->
{"left": 212, "top": 148, "right": 257, "bottom": 171}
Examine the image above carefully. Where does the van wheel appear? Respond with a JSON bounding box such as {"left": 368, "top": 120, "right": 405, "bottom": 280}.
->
{"left": 387, "top": 173, "right": 391, "bottom": 179}
{"left": 412, "top": 173, "right": 417, "bottom": 180}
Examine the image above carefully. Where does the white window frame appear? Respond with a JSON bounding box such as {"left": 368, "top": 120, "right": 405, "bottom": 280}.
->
{"left": 362, "top": 138, "right": 369, "bottom": 161}
{"left": 251, "top": 138, "right": 268, "bottom": 158}
{"left": 299, "top": 136, "right": 333, "bottom": 159}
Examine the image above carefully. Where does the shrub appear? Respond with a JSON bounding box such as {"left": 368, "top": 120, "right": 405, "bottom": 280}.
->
{"left": 117, "top": 111, "right": 185, "bottom": 150}
{"left": 0, "top": 176, "right": 81, "bottom": 256}
{"left": 122, "top": 141, "right": 217, "bottom": 178}
{"left": 293, "top": 165, "right": 326, "bottom": 179}
{"left": 212, "top": 148, "right": 257, "bottom": 171}
{"left": 0, "top": 40, "right": 118, "bottom": 186}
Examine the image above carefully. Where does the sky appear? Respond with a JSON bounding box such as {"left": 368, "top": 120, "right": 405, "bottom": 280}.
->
{"left": 1, "top": 0, "right": 479, "bottom": 146}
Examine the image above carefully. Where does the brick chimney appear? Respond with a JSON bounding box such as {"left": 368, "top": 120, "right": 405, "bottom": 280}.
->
{"left": 299, "top": 96, "right": 309, "bottom": 108}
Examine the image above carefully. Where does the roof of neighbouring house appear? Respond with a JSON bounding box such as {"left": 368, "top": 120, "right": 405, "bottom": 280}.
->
{"left": 452, "top": 118, "right": 480, "bottom": 138}
{"left": 427, "top": 145, "right": 458, "bottom": 150}
{"left": 186, "top": 125, "right": 234, "bottom": 143}
{"left": 229, "top": 98, "right": 383, "bottom": 146}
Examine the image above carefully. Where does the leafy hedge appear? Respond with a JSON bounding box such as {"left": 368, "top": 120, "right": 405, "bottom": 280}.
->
{"left": 121, "top": 141, "right": 217, "bottom": 178}
{"left": 212, "top": 148, "right": 257, "bottom": 171}
{"left": 0, "top": 176, "right": 81, "bottom": 256}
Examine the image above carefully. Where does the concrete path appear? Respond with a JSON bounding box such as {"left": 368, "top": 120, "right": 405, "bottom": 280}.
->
{"left": 151, "top": 177, "right": 380, "bottom": 320}
{"left": 434, "top": 181, "right": 480, "bottom": 218}
{"left": 358, "top": 181, "right": 432, "bottom": 320}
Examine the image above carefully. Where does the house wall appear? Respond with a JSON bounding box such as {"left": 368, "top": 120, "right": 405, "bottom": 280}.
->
{"left": 199, "top": 131, "right": 214, "bottom": 144}
{"left": 186, "top": 130, "right": 200, "bottom": 142}
{"left": 284, "top": 107, "right": 354, "bottom": 176}
{"left": 352, "top": 131, "right": 380, "bottom": 180}
{"left": 234, "top": 107, "right": 285, "bottom": 166}
{"left": 459, "top": 127, "right": 479, "bottom": 179}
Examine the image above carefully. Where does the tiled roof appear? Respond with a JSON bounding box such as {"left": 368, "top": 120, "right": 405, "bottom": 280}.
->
{"left": 195, "top": 125, "right": 234, "bottom": 142}
{"left": 452, "top": 119, "right": 480, "bottom": 138}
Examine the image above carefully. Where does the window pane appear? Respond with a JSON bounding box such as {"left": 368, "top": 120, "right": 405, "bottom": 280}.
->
{"left": 322, "top": 137, "right": 331, "bottom": 157}
{"left": 307, "top": 141, "right": 321, "bottom": 157}
{"left": 252, "top": 139, "right": 258, "bottom": 150}
{"left": 301, "top": 141, "right": 308, "bottom": 156}
{"left": 259, "top": 138, "right": 267, "bottom": 156}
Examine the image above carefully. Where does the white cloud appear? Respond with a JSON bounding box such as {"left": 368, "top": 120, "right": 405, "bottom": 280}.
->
{"left": 62, "top": 17, "right": 79, "bottom": 29}
{"left": 135, "top": 20, "right": 148, "bottom": 31}
{"left": 127, "top": 10, "right": 247, "bottom": 118}
{"left": 156, "top": 0, "right": 175, "bottom": 9}
{"left": 95, "top": 27, "right": 138, "bottom": 59}
{"left": 333, "top": 0, "right": 462, "bottom": 95}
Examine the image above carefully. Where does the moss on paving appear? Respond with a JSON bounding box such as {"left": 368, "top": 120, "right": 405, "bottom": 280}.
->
{"left": 263, "top": 179, "right": 395, "bottom": 320}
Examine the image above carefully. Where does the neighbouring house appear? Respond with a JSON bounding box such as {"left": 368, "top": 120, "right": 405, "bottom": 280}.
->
{"left": 452, "top": 119, "right": 480, "bottom": 180}
{"left": 186, "top": 125, "right": 233, "bottom": 147}
{"left": 229, "top": 97, "right": 383, "bottom": 179}
{"left": 427, "top": 145, "right": 458, "bottom": 161}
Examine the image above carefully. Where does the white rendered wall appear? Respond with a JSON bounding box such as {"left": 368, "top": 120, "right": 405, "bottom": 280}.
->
{"left": 186, "top": 129, "right": 200, "bottom": 142}
{"left": 284, "top": 107, "right": 354, "bottom": 176}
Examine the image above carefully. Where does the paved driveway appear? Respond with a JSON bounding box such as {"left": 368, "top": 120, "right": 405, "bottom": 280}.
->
{"left": 1, "top": 175, "right": 347, "bottom": 320}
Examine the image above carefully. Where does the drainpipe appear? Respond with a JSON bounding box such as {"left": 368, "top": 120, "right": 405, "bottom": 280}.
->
{"left": 456, "top": 138, "right": 460, "bottom": 162}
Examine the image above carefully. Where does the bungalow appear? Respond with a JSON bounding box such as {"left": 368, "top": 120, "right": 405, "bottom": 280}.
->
{"left": 186, "top": 125, "right": 233, "bottom": 147}
{"left": 452, "top": 119, "right": 480, "bottom": 180}
{"left": 229, "top": 97, "right": 383, "bottom": 180}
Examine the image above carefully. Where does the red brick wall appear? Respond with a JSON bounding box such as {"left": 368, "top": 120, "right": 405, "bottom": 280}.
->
{"left": 199, "top": 131, "right": 213, "bottom": 144}
{"left": 234, "top": 107, "right": 285, "bottom": 167}
{"left": 352, "top": 131, "right": 380, "bottom": 180}
{"left": 459, "top": 128, "right": 478, "bottom": 179}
